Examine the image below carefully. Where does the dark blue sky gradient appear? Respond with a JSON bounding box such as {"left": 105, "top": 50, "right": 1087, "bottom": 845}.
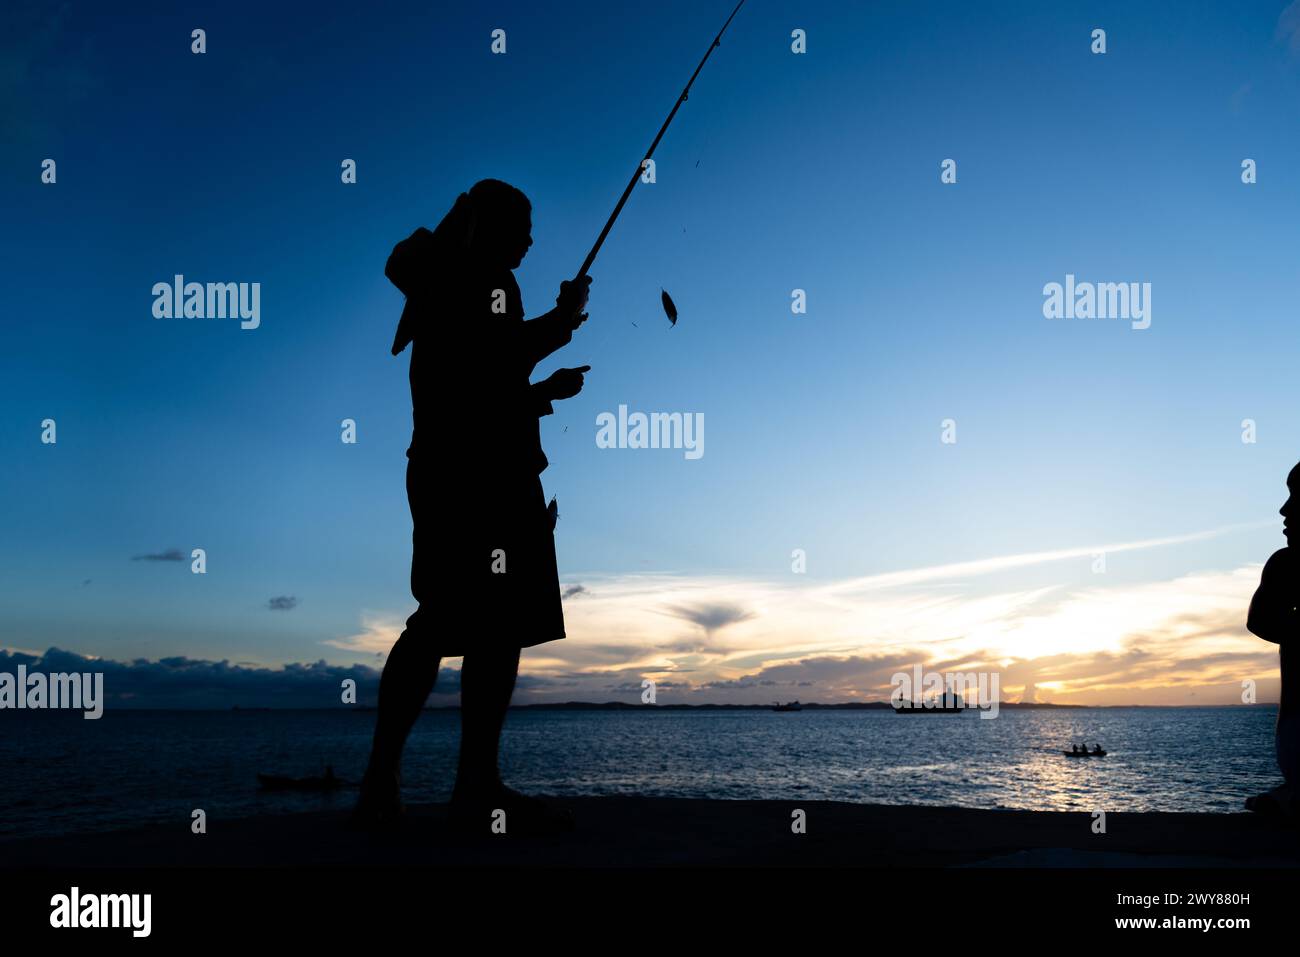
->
{"left": 3, "top": 1, "right": 1299, "bottom": 674}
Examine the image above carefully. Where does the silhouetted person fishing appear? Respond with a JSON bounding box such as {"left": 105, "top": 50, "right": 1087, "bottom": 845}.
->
{"left": 350, "top": 5, "right": 749, "bottom": 835}
{"left": 353, "top": 179, "right": 590, "bottom": 833}
{"left": 1247, "top": 460, "right": 1300, "bottom": 817}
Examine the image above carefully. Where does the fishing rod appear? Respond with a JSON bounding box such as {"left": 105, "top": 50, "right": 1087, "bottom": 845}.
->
{"left": 575, "top": 0, "right": 747, "bottom": 282}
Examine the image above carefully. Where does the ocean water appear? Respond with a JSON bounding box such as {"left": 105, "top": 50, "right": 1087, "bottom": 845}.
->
{"left": 0, "top": 706, "right": 1282, "bottom": 840}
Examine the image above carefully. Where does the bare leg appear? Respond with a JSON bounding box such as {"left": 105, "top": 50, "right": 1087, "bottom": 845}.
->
{"left": 352, "top": 610, "right": 441, "bottom": 826}
{"left": 452, "top": 647, "right": 520, "bottom": 798}
{"left": 447, "top": 649, "right": 575, "bottom": 834}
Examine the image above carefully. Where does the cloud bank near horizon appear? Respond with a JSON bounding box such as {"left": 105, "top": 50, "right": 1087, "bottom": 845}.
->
{"left": 5, "top": 528, "right": 1279, "bottom": 708}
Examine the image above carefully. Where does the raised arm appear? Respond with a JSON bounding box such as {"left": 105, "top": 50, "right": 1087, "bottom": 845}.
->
{"left": 519, "top": 277, "right": 591, "bottom": 369}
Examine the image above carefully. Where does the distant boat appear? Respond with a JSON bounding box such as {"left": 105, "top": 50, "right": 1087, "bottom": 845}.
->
{"left": 257, "top": 766, "right": 350, "bottom": 792}
{"left": 1062, "top": 748, "right": 1107, "bottom": 758}
{"left": 772, "top": 701, "right": 803, "bottom": 712}
{"left": 893, "top": 693, "right": 966, "bottom": 714}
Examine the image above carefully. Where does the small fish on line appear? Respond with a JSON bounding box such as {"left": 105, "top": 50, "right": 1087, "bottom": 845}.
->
{"left": 661, "top": 288, "right": 678, "bottom": 327}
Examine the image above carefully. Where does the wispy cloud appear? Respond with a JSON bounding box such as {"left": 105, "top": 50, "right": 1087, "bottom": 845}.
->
{"left": 52, "top": 526, "right": 1282, "bottom": 707}
{"left": 663, "top": 601, "right": 755, "bottom": 634}
{"left": 323, "top": 613, "right": 406, "bottom": 657}
{"left": 131, "top": 549, "right": 185, "bottom": 562}
{"left": 501, "top": 526, "right": 1278, "bottom": 705}
{"left": 815, "top": 524, "right": 1263, "bottom": 597}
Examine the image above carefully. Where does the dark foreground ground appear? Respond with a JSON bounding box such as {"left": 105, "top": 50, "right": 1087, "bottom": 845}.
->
{"left": 4, "top": 798, "right": 1299, "bottom": 868}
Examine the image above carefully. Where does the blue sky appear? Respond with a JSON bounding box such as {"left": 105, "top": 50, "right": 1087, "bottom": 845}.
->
{"left": 2, "top": 0, "right": 1298, "bottom": 705}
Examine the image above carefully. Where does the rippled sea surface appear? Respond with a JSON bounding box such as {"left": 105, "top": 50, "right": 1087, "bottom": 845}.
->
{"left": 0, "top": 707, "right": 1280, "bottom": 839}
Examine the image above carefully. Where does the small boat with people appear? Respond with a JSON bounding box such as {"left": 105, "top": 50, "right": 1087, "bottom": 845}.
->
{"left": 1062, "top": 743, "right": 1107, "bottom": 758}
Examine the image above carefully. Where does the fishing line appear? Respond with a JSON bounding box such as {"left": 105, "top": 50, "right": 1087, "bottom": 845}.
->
{"left": 554, "top": 0, "right": 747, "bottom": 435}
